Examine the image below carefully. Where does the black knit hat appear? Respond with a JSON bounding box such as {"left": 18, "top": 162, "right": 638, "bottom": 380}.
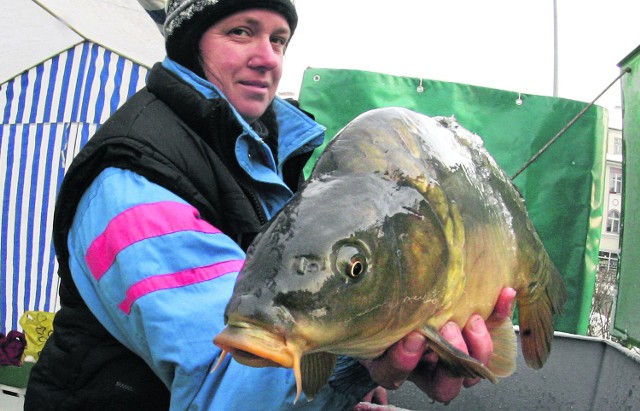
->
{"left": 164, "top": 0, "right": 298, "bottom": 77}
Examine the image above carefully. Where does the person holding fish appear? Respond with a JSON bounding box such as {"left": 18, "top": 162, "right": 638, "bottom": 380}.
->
{"left": 25, "top": 0, "right": 515, "bottom": 410}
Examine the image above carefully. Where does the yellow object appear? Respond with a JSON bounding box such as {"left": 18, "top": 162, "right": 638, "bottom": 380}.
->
{"left": 19, "top": 311, "right": 54, "bottom": 362}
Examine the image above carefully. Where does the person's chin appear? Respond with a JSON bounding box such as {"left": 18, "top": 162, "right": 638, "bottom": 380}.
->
{"left": 236, "top": 101, "right": 271, "bottom": 123}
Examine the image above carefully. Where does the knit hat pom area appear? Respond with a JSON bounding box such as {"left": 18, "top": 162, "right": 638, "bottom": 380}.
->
{"left": 164, "top": 0, "right": 298, "bottom": 73}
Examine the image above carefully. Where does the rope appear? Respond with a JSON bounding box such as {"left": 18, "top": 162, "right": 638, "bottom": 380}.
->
{"left": 511, "top": 67, "right": 632, "bottom": 180}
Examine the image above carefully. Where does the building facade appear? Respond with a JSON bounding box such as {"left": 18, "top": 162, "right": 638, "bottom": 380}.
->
{"left": 599, "top": 128, "right": 623, "bottom": 270}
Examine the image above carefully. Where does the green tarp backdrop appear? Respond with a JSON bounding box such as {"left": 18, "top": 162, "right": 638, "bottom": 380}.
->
{"left": 298, "top": 68, "right": 608, "bottom": 335}
{"left": 614, "top": 46, "right": 640, "bottom": 347}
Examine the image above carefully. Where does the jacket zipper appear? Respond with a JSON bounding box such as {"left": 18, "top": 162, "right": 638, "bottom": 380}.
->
{"left": 207, "top": 112, "right": 269, "bottom": 226}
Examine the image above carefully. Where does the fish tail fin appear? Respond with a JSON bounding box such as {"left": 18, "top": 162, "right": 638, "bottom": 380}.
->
{"left": 485, "top": 317, "right": 517, "bottom": 377}
{"left": 517, "top": 257, "right": 567, "bottom": 369}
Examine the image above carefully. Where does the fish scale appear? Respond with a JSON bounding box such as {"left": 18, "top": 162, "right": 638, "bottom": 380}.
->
{"left": 214, "top": 107, "right": 567, "bottom": 404}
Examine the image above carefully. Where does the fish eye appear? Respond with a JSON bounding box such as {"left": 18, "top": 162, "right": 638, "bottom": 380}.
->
{"left": 334, "top": 244, "right": 368, "bottom": 280}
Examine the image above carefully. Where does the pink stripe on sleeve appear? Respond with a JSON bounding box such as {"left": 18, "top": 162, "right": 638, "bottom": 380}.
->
{"left": 86, "top": 202, "right": 221, "bottom": 280}
{"left": 118, "top": 259, "right": 244, "bottom": 314}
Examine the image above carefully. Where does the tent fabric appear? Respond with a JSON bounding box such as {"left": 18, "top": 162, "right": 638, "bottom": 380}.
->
{"left": 1, "top": 43, "right": 146, "bottom": 126}
{"left": 1, "top": 0, "right": 164, "bottom": 85}
{"left": 1, "top": 42, "right": 149, "bottom": 333}
{"left": 0, "top": 1, "right": 82, "bottom": 85}
{"left": 33, "top": 0, "right": 165, "bottom": 67}
{"left": 613, "top": 46, "right": 640, "bottom": 346}
{"left": 298, "top": 67, "right": 607, "bottom": 335}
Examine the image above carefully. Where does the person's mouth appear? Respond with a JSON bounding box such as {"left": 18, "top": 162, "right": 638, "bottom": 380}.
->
{"left": 239, "top": 80, "right": 270, "bottom": 93}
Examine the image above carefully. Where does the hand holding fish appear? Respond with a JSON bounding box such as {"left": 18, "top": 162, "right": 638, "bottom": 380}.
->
{"left": 358, "top": 287, "right": 516, "bottom": 407}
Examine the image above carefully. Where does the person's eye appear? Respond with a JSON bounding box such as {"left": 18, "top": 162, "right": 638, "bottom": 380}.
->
{"left": 272, "top": 36, "right": 287, "bottom": 45}
{"left": 229, "top": 27, "right": 251, "bottom": 37}
{"left": 271, "top": 36, "right": 288, "bottom": 52}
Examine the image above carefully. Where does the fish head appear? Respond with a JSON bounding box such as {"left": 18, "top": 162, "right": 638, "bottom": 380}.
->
{"left": 215, "top": 171, "right": 453, "bottom": 369}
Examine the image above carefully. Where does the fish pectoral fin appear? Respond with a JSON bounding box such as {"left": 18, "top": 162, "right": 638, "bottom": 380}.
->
{"left": 300, "top": 352, "right": 337, "bottom": 399}
{"left": 420, "top": 325, "right": 497, "bottom": 384}
{"left": 485, "top": 317, "right": 517, "bottom": 377}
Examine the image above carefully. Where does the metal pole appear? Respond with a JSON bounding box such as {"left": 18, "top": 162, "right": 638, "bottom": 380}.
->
{"left": 511, "top": 68, "right": 632, "bottom": 180}
{"left": 553, "top": 0, "right": 559, "bottom": 97}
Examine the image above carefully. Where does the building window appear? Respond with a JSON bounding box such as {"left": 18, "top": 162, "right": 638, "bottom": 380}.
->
{"left": 598, "top": 251, "right": 619, "bottom": 271}
{"left": 610, "top": 168, "right": 622, "bottom": 194}
{"left": 606, "top": 209, "right": 620, "bottom": 234}
{"left": 614, "top": 137, "right": 623, "bottom": 155}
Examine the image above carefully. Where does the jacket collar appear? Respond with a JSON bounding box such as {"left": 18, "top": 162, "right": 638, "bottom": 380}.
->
{"left": 160, "top": 58, "right": 325, "bottom": 219}
{"left": 161, "top": 58, "right": 325, "bottom": 166}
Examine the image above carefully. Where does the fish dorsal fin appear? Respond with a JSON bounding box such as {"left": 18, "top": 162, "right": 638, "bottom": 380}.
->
{"left": 300, "top": 352, "right": 337, "bottom": 399}
{"left": 420, "top": 325, "right": 497, "bottom": 383}
{"left": 485, "top": 316, "right": 517, "bottom": 377}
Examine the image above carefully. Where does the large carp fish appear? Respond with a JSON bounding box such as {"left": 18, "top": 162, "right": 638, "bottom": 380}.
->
{"left": 214, "top": 107, "right": 566, "bottom": 402}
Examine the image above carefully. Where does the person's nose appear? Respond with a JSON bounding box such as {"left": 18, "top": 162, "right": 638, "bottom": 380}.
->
{"left": 248, "top": 37, "right": 280, "bottom": 72}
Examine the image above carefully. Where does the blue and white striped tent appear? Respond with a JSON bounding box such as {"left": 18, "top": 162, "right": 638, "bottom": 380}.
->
{"left": 0, "top": 0, "right": 164, "bottom": 334}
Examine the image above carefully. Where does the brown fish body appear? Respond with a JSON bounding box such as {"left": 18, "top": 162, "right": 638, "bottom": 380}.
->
{"left": 214, "top": 107, "right": 567, "bottom": 401}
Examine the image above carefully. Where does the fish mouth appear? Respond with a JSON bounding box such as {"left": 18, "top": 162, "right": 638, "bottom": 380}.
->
{"left": 213, "top": 323, "right": 307, "bottom": 403}
{"left": 225, "top": 346, "right": 281, "bottom": 368}
{"left": 214, "top": 324, "right": 296, "bottom": 368}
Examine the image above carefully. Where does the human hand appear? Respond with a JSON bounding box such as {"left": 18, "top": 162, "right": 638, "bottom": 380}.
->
{"left": 359, "top": 287, "right": 517, "bottom": 407}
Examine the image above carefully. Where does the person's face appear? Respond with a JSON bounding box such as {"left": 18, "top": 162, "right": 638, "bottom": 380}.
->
{"left": 199, "top": 9, "right": 291, "bottom": 123}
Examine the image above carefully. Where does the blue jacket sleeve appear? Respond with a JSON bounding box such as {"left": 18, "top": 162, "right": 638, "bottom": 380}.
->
{"left": 67, "top": 167, "right": 374, "bottom": 410}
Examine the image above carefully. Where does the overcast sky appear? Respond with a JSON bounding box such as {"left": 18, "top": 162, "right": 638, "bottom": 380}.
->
{"left": 279, "top": 0, "right": 640, "bottom": 128}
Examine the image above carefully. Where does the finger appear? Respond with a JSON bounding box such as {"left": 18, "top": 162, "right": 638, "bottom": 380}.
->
{"left": 395, "top": 332, "right": 428, "bottom": 374}
{"left": 370, "top": 386, "right": 388, "bottom": 405}
{"left": 461, "top": 314, "right": 492, "bottom": 388}
{"left": 358, "top": 386, "right": 387, "bottom": 405}
{"left": 440, "top": 321, "right": 469, "bottom": 354}
{"left": 422, "top": 366, "right": 463, "bottom": 404}
{"left": 365, "top": 332, "right": 426, "bottom": 390}
{"left": 421, "top": 347, "right": 439, "bottom": 368}
{"left": 360, "top": 387, "right": 386, "bottom": 404}
{"left": 411, "top": 322, "right": 466, "bottom": 403}
{"left": 488, "top": 287, "right": 517, "bottom": 325}
{"left": 463, "top": 315, "right": 492, "bottom": 363}
{"left": 360, "top": 388, "right": 375, "bottom": 404}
